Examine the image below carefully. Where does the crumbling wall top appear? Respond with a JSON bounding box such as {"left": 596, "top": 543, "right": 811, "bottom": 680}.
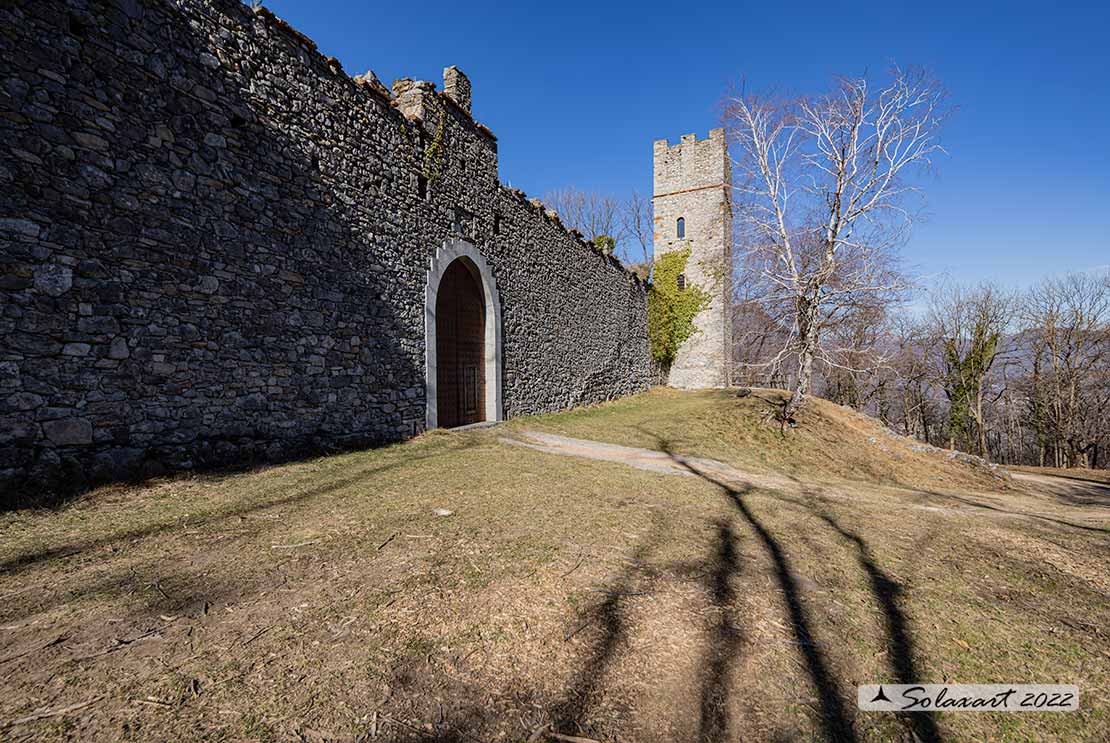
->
{"left": 443, "top": 66, "right": 471, "bottom": 114}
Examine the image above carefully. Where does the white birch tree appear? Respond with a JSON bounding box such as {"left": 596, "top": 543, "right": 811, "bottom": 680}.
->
{"left": 725, "top": 67, "right": 948, "bottom": 421}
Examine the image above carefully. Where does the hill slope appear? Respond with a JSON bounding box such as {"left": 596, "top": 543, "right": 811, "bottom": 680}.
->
{"left": 514, "top": 387, "right": 1007, "bottom": 491}
{"left": 2, "top": 388, "right": 1105, "bottom": 743}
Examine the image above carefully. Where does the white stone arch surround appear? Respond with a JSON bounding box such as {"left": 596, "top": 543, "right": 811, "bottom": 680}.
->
{"left": 425, "top": 238, "right": 503, "bottom": 429}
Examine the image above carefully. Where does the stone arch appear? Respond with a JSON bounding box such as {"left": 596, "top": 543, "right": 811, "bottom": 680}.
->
{"left": 425, "top": 239, "right": 503, "bottom": 429}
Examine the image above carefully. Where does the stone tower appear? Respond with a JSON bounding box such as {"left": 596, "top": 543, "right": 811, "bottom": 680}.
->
{"left": 653, "top": 128, "right": 732, "bottom": 388}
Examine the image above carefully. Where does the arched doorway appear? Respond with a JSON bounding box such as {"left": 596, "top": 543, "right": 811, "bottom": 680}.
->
{"left": 424, "top": 239, "right": 502, "bottom": 430}
{"left": 435, "top": 258, "right": 485, "bottom": 428}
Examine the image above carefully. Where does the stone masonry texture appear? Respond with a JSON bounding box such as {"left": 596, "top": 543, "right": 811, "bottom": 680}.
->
{"left": 652, "top": 129, "right": 733, "bottom": 389}
{"left": 0, "top": 0, "right": 653, "bottom": 498}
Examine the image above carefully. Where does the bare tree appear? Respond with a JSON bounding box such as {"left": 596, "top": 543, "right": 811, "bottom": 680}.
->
{"left": 888, "top": 316, "right": 941, "bottom": 442}
{"left": 732, "top": 270, "right": 793, "bottom": 388}
{"left": 620, "top": 189, "right": 654, "bottom": 274}
{"left": 543, "top": 187, "right": 623, "bottom": 245}
{"left": 725, "top": 67, "right": 948, "bottom": 421}
{"left": 926, "top": 281, "right": 1013, "bottom": 458}
{"left": 543, "top": 186, "right": 658, "bottom": 274}
{"left": 818, "top": 301, "right": 892, "bottom": 413}
{"left": 1018, "top": 271, "right": 1110, "bottom": 467}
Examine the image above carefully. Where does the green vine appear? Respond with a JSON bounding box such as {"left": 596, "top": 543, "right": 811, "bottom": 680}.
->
{"left": 942, "top": 322, "right": 999, "bottom": 448}
{"left": 647, "top": 248, "right": 711, "bottom": 365}
{"left": 592, "top": 235, "right": 615, "bottom": 255}
{"left": 422, "top": 98, "right": 447, "bottom": 183}
{"left": 398, "top": 121, "right": 414, "bottom": 163}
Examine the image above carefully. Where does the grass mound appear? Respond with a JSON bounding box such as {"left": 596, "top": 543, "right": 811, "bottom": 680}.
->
{"left": 1, "top": 388, "right": 1105, "bottom": 742}
{"left": 515, "top": 387, "right": 1006, "bottom": 491}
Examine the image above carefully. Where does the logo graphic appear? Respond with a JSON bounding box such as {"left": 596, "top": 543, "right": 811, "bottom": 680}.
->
{"left": 858, "top": 684, "right": 1079, "bottom": 712}
{"left": 869, "top": 686, "right": 892, "bottom": 704}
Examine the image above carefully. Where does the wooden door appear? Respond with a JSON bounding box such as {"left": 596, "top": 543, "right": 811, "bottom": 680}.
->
{"left": 435, "top": 259, "right": 486, "bottom": 428}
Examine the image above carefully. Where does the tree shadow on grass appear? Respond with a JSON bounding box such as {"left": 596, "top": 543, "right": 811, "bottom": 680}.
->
{"left": 551, "top": 516, "right": 664, "bottom": 737}
{"left": 696, "top": 518, "right": 744, "bottom": 743}
{"left": 0, "top": 438, "right": 477, "bottom": 577}
{"left": 654, "top": 438, "right": 859, "bottom": 743}
{"left": 806, "top": 493, "right": 942, "bottom": 743}
{"left": 551, "top": 511, "right": 755, "bottom": 743}
{"left": 925, "top": 490, "right": 1110, "bottom": 535}
{"left": 665, "top": 452, "right": 945, "bottom": 743}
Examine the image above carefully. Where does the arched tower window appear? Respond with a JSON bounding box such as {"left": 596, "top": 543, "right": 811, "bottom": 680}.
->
{"left": 676, "top": 217, "right": 685, "bottom": 239}
{"left": 677, "top": 273, "right": 686, "bottom": 291}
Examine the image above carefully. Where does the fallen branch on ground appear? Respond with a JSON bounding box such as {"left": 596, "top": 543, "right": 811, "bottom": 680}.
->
{"left": 240, "top": 625, "right": 272, "bottom": 647}
{"left": 560, "top": 554, "right": 585, "bottom": 578}
{"left": 563, "top": 617, "right": 593, "bottom": 642}
{"left": 380, "top": 715, "right": 490, "bottom": 743}
{"left": 74, "top": 630, "right": 160, "bottom": 661}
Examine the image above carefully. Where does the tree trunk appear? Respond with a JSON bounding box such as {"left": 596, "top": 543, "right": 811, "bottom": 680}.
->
{"left": 975, "top": 390, "right": 989, "bottom": 461}
{"left": 785, "top": 344, "right": 814, "bottom": 421}
{"left": 784, "top": 298, "right": 819, "bottom": 422}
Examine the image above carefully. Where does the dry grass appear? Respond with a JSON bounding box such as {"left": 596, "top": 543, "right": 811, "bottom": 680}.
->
{"left": 513, "top": 388, "right": 1006, "bottom": 491}
{"left": 1010, "top": 466, "right": 1110, "bottom": 485}
{"left": 1, "top": 390, "right": 1107, "bottom": 742}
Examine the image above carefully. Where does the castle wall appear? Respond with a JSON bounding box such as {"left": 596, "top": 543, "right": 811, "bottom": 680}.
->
{"left": 0, "top": 0, "right": 651, "bottom": 497}
{"left": 652, "top": 129, "right": 732, "bottom": 388}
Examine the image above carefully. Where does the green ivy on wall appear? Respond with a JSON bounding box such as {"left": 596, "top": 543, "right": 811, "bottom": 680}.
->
{"left": 647, "top": 247, "right": 710, "bottom": 365}
{"left": 422, "top": 98, "right": 447, "bottom": 183}
{"left": 592, "top": 235, "right": 616, "bottom": 255}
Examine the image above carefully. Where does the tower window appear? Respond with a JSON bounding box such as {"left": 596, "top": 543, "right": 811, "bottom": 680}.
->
{"left": 676, "top": 217, "right": 685, "bottom": 239}
{"left": 677, "top": 273, "right": 686, "bottom": 291}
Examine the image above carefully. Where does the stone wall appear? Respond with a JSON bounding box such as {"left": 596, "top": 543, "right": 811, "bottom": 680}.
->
{"left": 652, "top": 129, "right": 732, "bottom": 388}
{"left": 0, "top": 0, "right": 652, "bottom": 498}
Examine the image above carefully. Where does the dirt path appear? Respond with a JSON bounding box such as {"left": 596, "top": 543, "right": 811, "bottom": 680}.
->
{"left": 1009, "top": 470, "right": 1110, "bottom": 508}
{"left": 2, "top": 421, "right": 1108, "bottom": 741}
{"left": 501, "top": 431, "right": 799, "bottom": 490}
{"left": 502, "top": 431, "right": 1110, "bottom": 533}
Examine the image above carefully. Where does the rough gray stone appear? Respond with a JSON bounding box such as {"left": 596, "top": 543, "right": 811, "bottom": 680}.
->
{"left": 6, "top": 392, "right": 44, "bottom": 410}
{"left": 0, "top": 417, "right": 38, "bottom": 445}
{"left": 33, "top": 264, "right": 73, "bottom": 297}
{"left": 0, "top": 0, "right": 654, "bottom": 495}
{"left": 74, "top": 131, "right": 109, "bottom": 151}
{"left": 43, "top": 418, "right": 94, "bottom": 446}
{"left": 109, "top": 337, "right": 130, "bottom": 359}
{"left": 78, "top": 317, "right": 120, "bottom": 335}
{"left": 0, "top": 218, "right": 41, "bottom": 239}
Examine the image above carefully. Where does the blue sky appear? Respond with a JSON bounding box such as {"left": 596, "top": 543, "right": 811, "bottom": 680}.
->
{"left": 263, "top": 0, "right": 1108, "bottom": 287}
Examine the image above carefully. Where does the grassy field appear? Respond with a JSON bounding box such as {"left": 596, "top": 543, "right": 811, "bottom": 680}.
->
{"left": 1, "top": 389, "right": 1107, "bottom": 742}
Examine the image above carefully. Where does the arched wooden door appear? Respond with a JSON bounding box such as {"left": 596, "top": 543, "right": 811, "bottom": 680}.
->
{"left": 435, "top": 258, "right": 486, "bottom": 428}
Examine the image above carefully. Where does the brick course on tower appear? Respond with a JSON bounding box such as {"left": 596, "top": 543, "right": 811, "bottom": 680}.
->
{"left": 652, "top": 129, "right": 733, "bottom": 388}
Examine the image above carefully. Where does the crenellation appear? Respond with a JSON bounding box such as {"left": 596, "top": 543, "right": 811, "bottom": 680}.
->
{"left": 652, "top": 128, "right": 733, "bottom": 388}
{"left": 443, "top": 66, "right": 471, "bottom": 114}
{"left": 0, "top": 0, "right": 652, "bottom": 497}
{"left": 353, "top": 70, "right": 392, "bottom": 101}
